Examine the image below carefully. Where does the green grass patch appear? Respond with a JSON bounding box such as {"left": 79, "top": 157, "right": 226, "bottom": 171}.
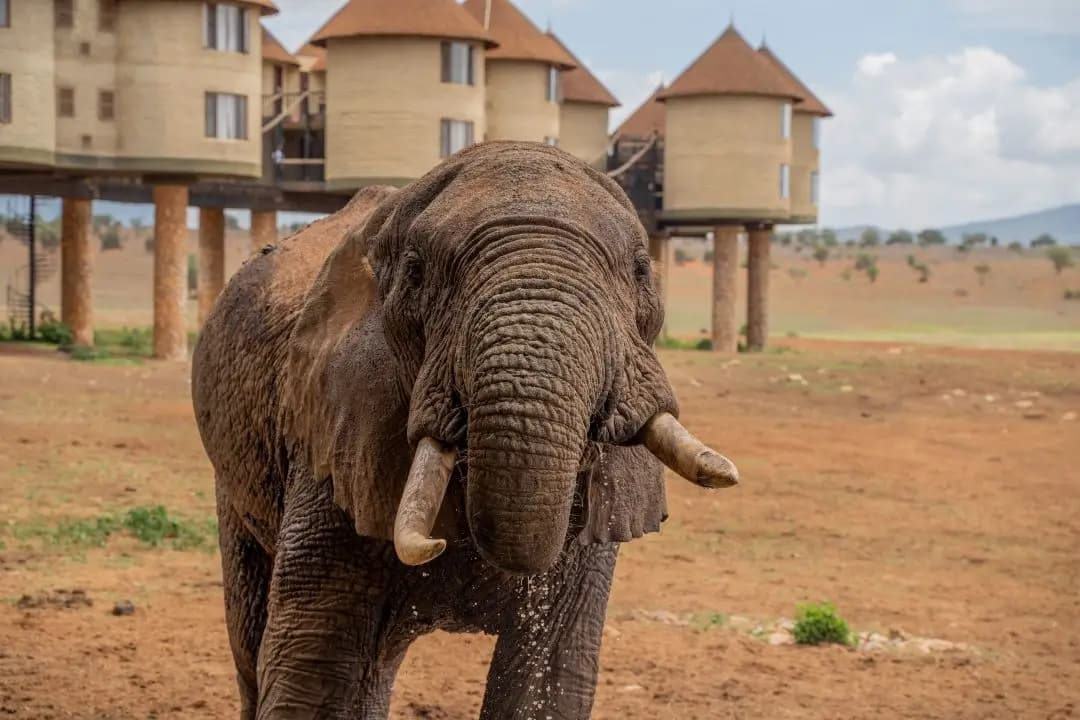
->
{"left": 656, "top": 335, "right": 713, "bottom": 351}
{"left": 4, "top": 506, "right": 217, "bottom": 553}
{"left": 792, "top": 601, "right": 853, "bottom": 646}
{"left": 689, "top": 612, "right": 728, "bottom": 632}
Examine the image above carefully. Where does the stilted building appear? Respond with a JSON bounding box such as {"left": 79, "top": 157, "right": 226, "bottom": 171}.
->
{"left": 547, "top": 32, "right": 619, "bottom": 168}
{"left": 462, "top": 0, "right": 575, "bottom": 144}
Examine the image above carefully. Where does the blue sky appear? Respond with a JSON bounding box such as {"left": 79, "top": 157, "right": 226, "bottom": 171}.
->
{"left": 264, "top": 0, "right": 1080, "bottom": 229}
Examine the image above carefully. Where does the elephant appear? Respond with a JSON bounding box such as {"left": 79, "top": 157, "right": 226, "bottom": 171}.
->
{"left": 191, "top": 142, "right": 738, "bottom": 720}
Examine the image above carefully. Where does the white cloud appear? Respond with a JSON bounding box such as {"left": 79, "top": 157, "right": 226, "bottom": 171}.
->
{"left": 856, "top": 52, "right": 897, "bottom": 77}
{"left": 950, "top": 0, "right": 1080, "bottom": 35}
{"left": 821, "top": 47, "right": 1080, "bottom": 228}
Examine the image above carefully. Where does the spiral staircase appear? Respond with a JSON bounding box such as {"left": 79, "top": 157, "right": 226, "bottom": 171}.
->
{"left": 4, "top": 199, "right": 59, "bottom": 334}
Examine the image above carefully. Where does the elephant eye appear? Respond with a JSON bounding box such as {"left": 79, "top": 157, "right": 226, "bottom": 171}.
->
{"left": 633, "top": 255, "right": 652, "bottom": 284}
{"left": 403, "top": 254, "right": 424, "bottom": 291}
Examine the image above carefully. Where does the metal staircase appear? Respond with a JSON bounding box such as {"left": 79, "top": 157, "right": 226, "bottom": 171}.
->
{"left": 4, "top": 196, "right": 59, "bottom": 335}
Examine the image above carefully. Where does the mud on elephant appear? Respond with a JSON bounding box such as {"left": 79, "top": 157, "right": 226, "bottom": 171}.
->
{"left": 192, "top": 142, "right": 738, "bottom": 719}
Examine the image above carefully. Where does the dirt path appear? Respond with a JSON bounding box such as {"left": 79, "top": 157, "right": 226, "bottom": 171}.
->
{"left": 0, "top": 341, "right": 1077, "bottom": 718}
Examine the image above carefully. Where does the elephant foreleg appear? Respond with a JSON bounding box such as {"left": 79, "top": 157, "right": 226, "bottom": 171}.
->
{"left": 256, "top": 469, "right": 398, "bottom": 720}
{"left": 480, "top": 544, "right": 618, "bottom": 720}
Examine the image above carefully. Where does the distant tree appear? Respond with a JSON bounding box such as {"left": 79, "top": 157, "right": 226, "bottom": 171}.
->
{"left": 812, "top": 245, "right": 829, "bottom": 266}
{"left": 92, "top": 214, "right": 115, "bottom": 231}
{"left": 1031, "top": 233, "right": 1057, "bottom": 248}
{"left": 990, "top": 236, "right": 999, "bottom": 247}
{"left": 35, "top": 217, "right": 61, "bottom": 251}
{"left": 1047, "top": 246, "right": 1074, "bottom": 275}
{"left": 100, "top": 225, "right": 122, "bottom": 251}
{"left": 918, "top": 228, "right": 947, "bottom": 246}
{"left": 859, "top": 228, "right": 881, "bottom": 247}
{"left": 820, "top": 229, "right": 839, "bottom": 247}
{"left": 777, "top": 232, "right": 793, "bottom": 246}
{"left": 974, "top": 263, "right": 991, "bottom": 286}
{"left": 962, "top": 233, "right": 989, "bottom": 250}
{"left": 144, "top": 234, "right": 155, "bottom": 254}
{"left": 866, "top": 264, "right": 880, "bottom": 283}
{"left": 1007, "top": 241, "right": 1024, "bottom": 253}
{"left": 854, "top": 252, "right": 879, "bottom": 282}
{"left": 886, "top": 229, "right": 914, "bottom": 245}
{"left": 225, "top": 213, "right": 242, "bottom": 231}
{"left": 844, "top": 239, "right": 857, "bottom": 248}
{"left": 130, "top": 217, "right": 144, "bottom": 231}
{"left": 703, "top": 249, "right": 715, "bottom": 263}
{"left": 673, "top": 248, "right": 691, "bottom": 266}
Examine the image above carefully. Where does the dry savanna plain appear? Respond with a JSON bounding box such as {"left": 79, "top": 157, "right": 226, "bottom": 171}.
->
{"left": 0, "top": 229, "right": 1078, "bottom": 718}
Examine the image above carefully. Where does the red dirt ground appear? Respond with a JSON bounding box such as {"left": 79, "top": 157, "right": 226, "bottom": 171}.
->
{"left": 0, "top": 340, "right": 1078, "bottom": 718}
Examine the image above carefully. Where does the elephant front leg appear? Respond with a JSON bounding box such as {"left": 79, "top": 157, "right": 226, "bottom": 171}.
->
{"left": 480, "top": 544, "right": 618, "bottom": 720}
{"left": 256, "top": 471, "right": 400, "bottom": 720}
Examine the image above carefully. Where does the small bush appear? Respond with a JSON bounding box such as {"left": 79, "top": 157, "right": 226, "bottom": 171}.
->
{"left": 792, "top": 602, "right": 852, "bottom": 646}
{"left": 673, "top": 248, "right": 692, "bottom": 266}
{"left": 69, "top": 346, "right": 112, "bottom": 362}
{"left": 974, "top": 263, "right": 991, "bottom": 285}
{"left": 1047, "top": 246, "right": 1074, "bottom": 275}
{"left": 38, "top": 322, "right": 73, "bottom": 346}
{"left": 1065, "top": 289, "right": 1080, "bottom": 300}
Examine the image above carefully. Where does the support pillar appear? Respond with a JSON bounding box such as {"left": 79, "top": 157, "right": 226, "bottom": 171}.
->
{"left": 153, "top": 186, "right": 189, "bottom": 361}
{"left": 250, "top": 209, "right": 277, "bottom": 254}
{"left": 648, "top": 233, "right": 670, "bottom": 335}
{"left": 60, "top": 197, "right": 94, "bottom": 347}
{"left": 711, "top": 226, "right": 741, "bottom": 353}
{"left": 746, "top": 226, "right": 772, "bottom": 352}
{"left": 197, "top": 208, "right": 226, "bottom": 327}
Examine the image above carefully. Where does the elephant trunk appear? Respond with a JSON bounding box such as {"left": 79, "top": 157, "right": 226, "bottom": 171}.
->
{"left": 463, "top": 274, "right": 608, "bottom": 574}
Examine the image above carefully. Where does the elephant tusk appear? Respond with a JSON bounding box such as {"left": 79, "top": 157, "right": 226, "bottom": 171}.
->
{"left": 639, "top": 413, "right": 739, "bottom": 489}
{"left": 394, "top": 437, "right": 456, "bottom": 566}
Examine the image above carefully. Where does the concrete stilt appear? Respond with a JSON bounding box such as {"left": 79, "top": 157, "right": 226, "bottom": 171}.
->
{"left": 152, "top": 186, "right": 189, "bottom": 361}
{"left": 711, "top": 226, "right": 741, "bottom": 353}
{"left": 746, "top": 226, "right": 772, "bottom": 352}
{"left": 197, "top": 208, "right": 226, "bottom": 327}
{"left": 250, "top": 209, "right": 277, "bottom": 254}
{"left": 60, "top": 197, "right": 95, "bottom": 347}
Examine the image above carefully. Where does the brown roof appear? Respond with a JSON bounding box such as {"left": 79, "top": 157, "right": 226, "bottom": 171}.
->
{"left": 547, "top": 32, "right": 618, "bottom": 106}
{"left": 297, "top": 42, "right": 327, "bottom": 73}
{"left": 658, "top": 25, "right": 800, "bottom": 102}
{"left": 614, "top": 84, "right": 666, "bottom": 139}
{"left": 462, "top": 0, "right": 576, "bottom": 69}
{"left": 262, "top": 28, "right": 300, "bottom": 65}
{"left": 311, "top": 0, "right": 495, "bottom": 47}
{"left": 757, "top": 45, "right": 832, "bottom": 116}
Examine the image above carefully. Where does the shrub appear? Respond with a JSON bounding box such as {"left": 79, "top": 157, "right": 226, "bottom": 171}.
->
{"left": 1065, "top": 290, "right": 1080, "bottom": 300}
{"left": 858, "top": 228, "right": 880, "bottom": 247}
{"left": 673, "top": 248, "right": 691, "bottom": 266}
{"left": 792, "top": 602, "right": 852, "bottom": 646}
{"left": 188, "top": 253, "right": 198, "bottom": 295}
{"left": 917, "top": 229, "right": 946, "bottom": 246}
{"left": 886, "top": 230, "right": 914, "bottom": 246}
{"left": 812, "top": 246, "right": 829, "bottom": 266}
{"left": 100, "top": 226, "right": 123, "bottom": 251}
{"left": 38, "top": 321, "right": 73, "bottom": 346}
{"left": 1031, "top": 233, "right": 1057, "bottom": 248}
{"left": 1008, "top": 241, "right": 1024, "bottom": 253}
{"left": 1047, "top": 246, "right": 1074, "bottom": 275}
{"left": 974, "top": 263, "right": 991, "bottom": 285}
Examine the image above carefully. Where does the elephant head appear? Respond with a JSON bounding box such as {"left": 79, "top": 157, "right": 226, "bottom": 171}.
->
{"left": 284, "top": 142, "right": 736, "bottom": 575}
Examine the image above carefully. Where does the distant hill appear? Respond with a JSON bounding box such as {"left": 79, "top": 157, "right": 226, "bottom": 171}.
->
{"left": 834, "top": 204, "right": 1080, "bottom": 246}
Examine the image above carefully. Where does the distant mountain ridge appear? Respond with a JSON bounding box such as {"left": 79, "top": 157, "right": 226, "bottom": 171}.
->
{"left": 833, "top": 203, "right": 1080, "bottom": 246}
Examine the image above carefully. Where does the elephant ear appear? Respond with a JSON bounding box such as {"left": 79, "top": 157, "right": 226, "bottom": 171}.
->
{"left": 578, "top": 445, "right": 667, "bottom": 545}
{"left": 281, "top": 187, "right": 467, "bottom": 543}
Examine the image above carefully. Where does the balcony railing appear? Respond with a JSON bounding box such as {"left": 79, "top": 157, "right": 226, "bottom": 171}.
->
{"left": 262, "top": 90, "right": 326, "bottom": 130}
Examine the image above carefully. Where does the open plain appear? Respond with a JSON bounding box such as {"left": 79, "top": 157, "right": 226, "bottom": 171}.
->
{"left": 1, "top": 235, "right": 1078, "bottom": 718}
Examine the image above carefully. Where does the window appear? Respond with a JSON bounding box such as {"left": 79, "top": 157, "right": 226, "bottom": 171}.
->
{"left": 543, "top": 136, "right": 558, "bottom": 146}
{"left": 811, "top": 171, "right": 820, "bottom": 205}
{"left": 781, "top": 102, "right": 792, "bottom": 140}
{"left": 58, "top": 87, "right": 75, "bottom": 118}
{"left": 55, "top": 0, "right": 74, "bottom": 28}
{"left": 440, "top": 119, "right": 474, "bottom": 158}
{"left": 546, "top": 65, "right": 560, "bottom": 102}
{"left": 99, "top": 0, "right": 117, "bottom": 31}
{"left": 98, "top": 90, "right": 114, "bottom": 121}
{"left": 205, "top": 92, "right": 248, "bottom": 139}
{"left": 812, "top": 117, "right": 822, "bottom": 149}
{"left": 0, "top": 0, "right": 10, "bottom": 28}
{"left": 780, "top": 163, "right": 790, "bottom": 199}
{"left": 441, "top": 41, "right": 475, "bottom": 85}
{"left": 0, "top": 73, "right": 11, "bottom": 124}
{"left": 203, "top": 3, "right": 249, "bottom": 53}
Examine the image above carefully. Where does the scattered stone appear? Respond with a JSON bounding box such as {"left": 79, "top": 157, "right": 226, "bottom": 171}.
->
{"left": 941, "top": 394, "right": 954, "bottom": 402}
{"left": 886, "top": 347, "right": 903, "bottom": 355}
{"left": 16, "top": 589, "right": 92, "bottom": 610}
{"left": 688, "top": 378, "right": 702, "bottom": 388}
{"left": 984, "top": 394, "right": 998, "bottom": 403}
{"left": 840, "top": 385, "right": 854, "bottom": 393}
{"left": 1018, "top": 390, "right": 1042, "bottom": 398}
{"left": 951, "top": 389, "right": 967, "bottom": 397}
{"left": 111, "top": 600, "right": 136, "bottom": 617}
{"left": 787, "top": 373, "right": 808, "bottom": 385}
{"left": 1014, "top": 400, "right": 1035, "bottom": 409}
{"left": 889, "top": 628, "right": 908, "bottom": 641}
{"left": 603, "top": 625, "right": 622, "bottom": 640}
{"left": 1022, "top": 411, "right": 1047, "bottom": 420}
{"left": 726, "top": 615, "right": 754, "bottom": 632}
{"left": 767, "top": 632, "right": 793, "bottom": 646}
{"left": 619, "top": 684, "right": 644, "bottom": 693}
{"left": 1063, "top": 412, "right": 1077, "bottom": 422}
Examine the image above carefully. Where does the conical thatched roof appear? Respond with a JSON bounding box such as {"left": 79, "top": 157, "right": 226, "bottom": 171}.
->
{"left": 547, "top": 32, "right": 618, "bottom": 106}
{"left": 758, "top": 45, "right": 832, "bottom": 116}
{"left": 462, "top": 0, "right": 575, "bottom": 69}
{"left": 659, "top": 25, "right": 799, "bottom": 102}
{"left": 312, "top": 0, "right": 495, "bottom": 47}
{"left": 262, "top": 28, "right": 299, "bottom": 66}
{"left": 614, "top": 84, "right": 666, "bottom": 139}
